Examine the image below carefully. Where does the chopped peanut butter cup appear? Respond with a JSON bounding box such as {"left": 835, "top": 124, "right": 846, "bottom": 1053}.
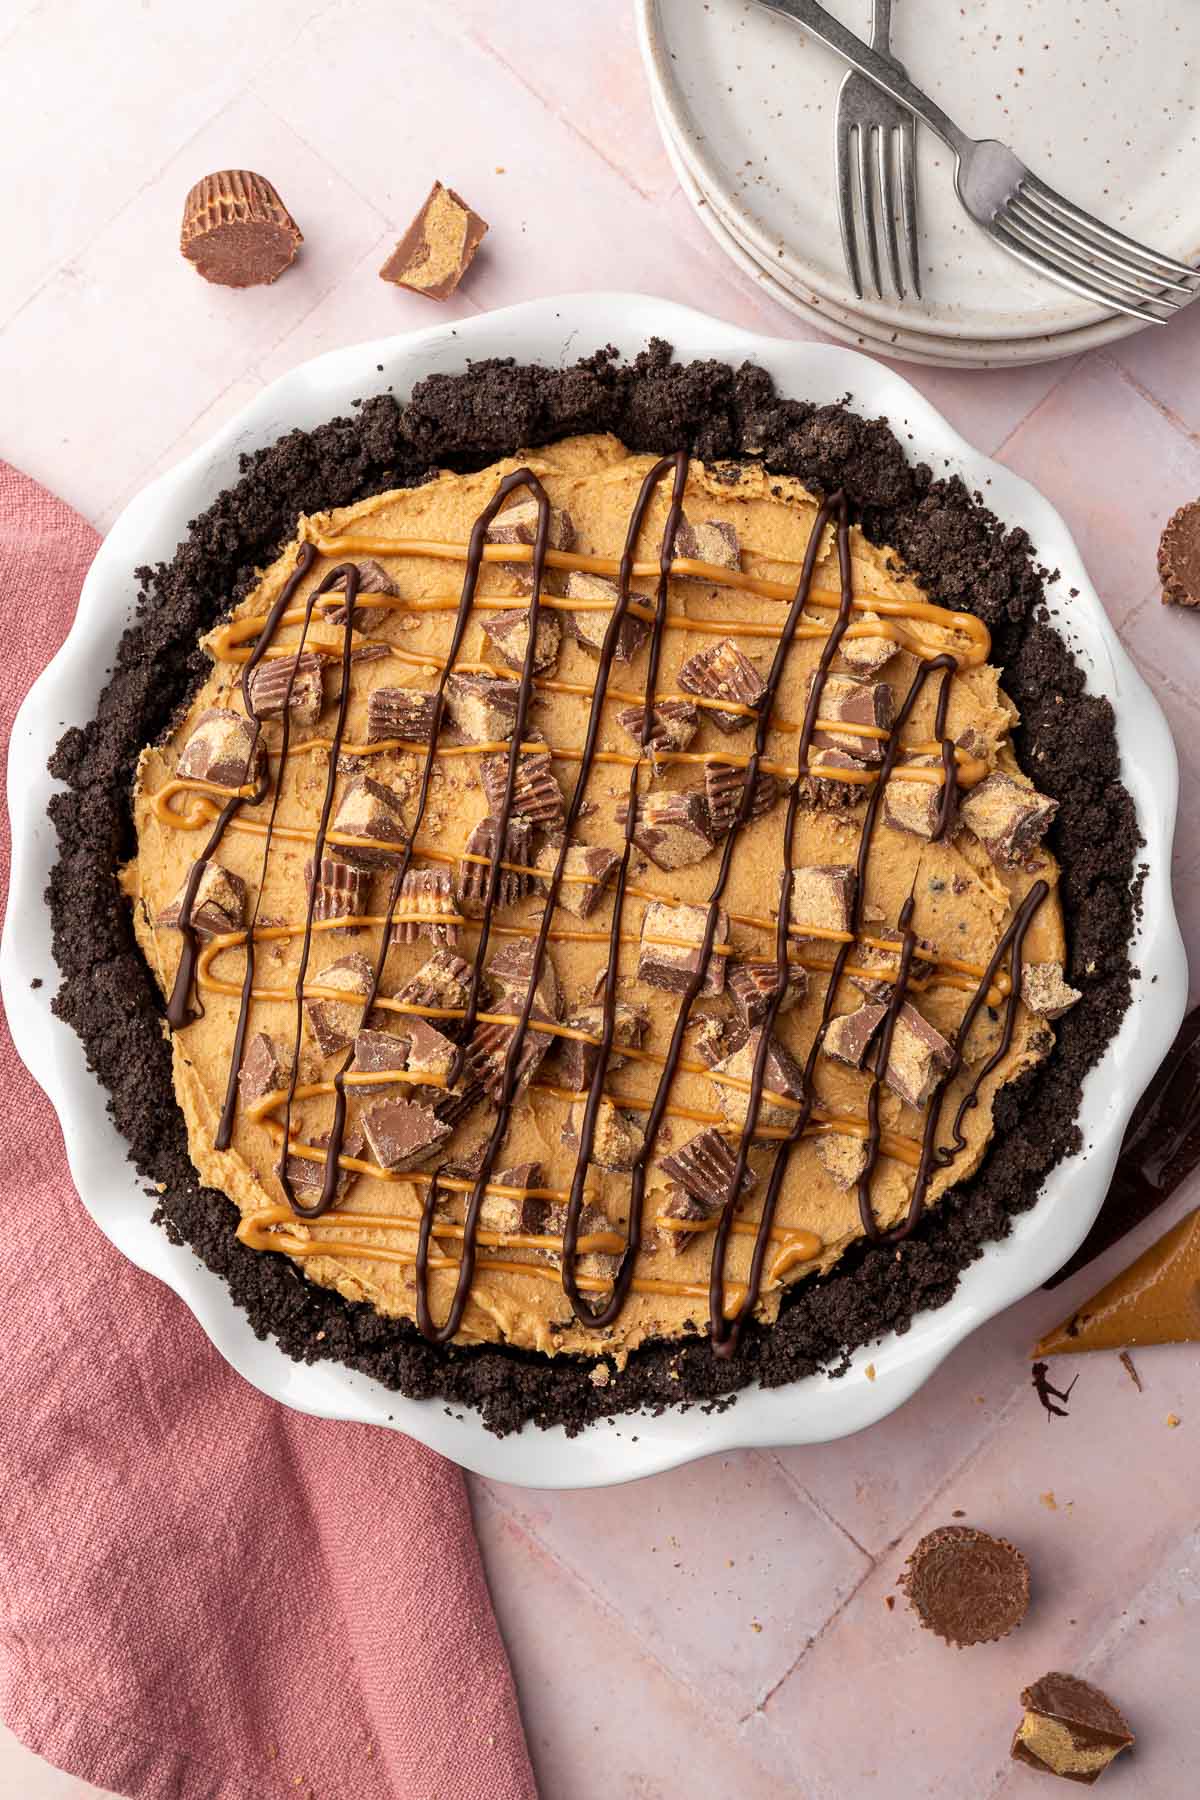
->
{"left": 379, "top": 181, "right": 488, "bottom": 299}
{"left": 1010, "top": 1673, "right": 1133, "bottom": 1784}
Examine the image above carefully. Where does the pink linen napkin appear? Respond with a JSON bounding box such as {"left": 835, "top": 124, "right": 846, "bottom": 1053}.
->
{"left": 0, "top": 463, "right": 537, "bottom": 1800}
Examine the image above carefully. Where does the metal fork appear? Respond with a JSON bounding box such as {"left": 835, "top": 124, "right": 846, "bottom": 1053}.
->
{"left": 834, "top": 0, "right": 920, "bottom": 300}
{"left": 758, "top": 0, "right": 1200, "bottom": 322}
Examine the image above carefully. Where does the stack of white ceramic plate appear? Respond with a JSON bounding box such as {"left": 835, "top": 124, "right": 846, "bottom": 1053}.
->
{"left": 637, "top": 0, "right": 1200, "bottom": 368}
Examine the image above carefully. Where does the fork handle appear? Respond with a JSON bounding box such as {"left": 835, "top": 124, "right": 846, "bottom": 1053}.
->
{"left": 869, "top": 0, "right": 892, "bottom": 52}
{"left": 756, "top": 0, "right": 972, "bottom": 158}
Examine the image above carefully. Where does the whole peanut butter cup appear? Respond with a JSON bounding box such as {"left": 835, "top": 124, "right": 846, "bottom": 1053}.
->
{"left": 899, "top": 1524, "right": 1030, "bottom": 1647}
{"left": 180, "top": 170, "right": 302, "bottom": 288}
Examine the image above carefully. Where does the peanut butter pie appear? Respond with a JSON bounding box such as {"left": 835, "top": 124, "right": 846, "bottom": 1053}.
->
{"left": 48, "top": 344, "right": 1138, "bottom": 1432}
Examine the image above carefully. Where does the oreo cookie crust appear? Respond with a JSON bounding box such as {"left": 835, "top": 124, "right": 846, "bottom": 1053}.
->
{"left": 47, "top": 341, "right": 1138, "bottom": 1435}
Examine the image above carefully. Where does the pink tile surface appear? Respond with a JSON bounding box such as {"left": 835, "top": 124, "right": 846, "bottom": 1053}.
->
{"left": 3, "top": 5, "right": 1199, "bottom": 1797}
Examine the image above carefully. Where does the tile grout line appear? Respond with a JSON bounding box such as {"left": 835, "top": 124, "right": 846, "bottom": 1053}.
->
{"left": 759, "top": 1448, "right": 875, "bottom": 1563}
{"left": 0, "top": 85, "right": 254, "bottom": 338}
{"left": 737, "top": 1375, "right": 1045, "bottom": 1727}
{"left": 249, "top": 87, "right": 397, "bottom": 237}
{"left": 989, "top": 353, "right": 1085, "bottom": 462}
{"left": 442, "top": 13, "right": 659, "bottom": 205}
{"left": 94, "top": 370, "right": 266, "bottom": 534}
{"left": 736, "top": 1552, "right": 879, "bottom": 1724}
{"left": 473, "top": 1480, "right": 773, "bottom": 1736}
{"left": 1119, "top": 605, "right": 1200, "bottom": 710}
{"left": 1100, "top": 347, "right": 1200, "bottom": 446}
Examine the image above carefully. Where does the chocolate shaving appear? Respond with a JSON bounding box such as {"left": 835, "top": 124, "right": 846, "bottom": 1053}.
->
{"left": 1031, "top": 1359, "right": 1078, "bottom": 1420}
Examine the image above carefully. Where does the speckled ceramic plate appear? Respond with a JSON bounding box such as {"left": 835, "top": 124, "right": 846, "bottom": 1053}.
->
{"left": 2, "top": 296, "right": 1186, "bottom": 1487}
{"left": 639, "top": 0, "right": 1200, "bottom": 351}
{"left": 653, "top": 89, "right": 1100, "bottom": 368}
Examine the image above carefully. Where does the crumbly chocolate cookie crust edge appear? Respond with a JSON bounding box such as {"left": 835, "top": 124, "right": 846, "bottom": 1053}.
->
{"left": 46, "top": 341, "right": 1138, "bottom": 1436}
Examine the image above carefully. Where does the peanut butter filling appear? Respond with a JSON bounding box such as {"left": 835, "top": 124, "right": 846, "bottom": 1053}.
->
{"left": 125, "top": 437, "right": 1067, "bottom": 1363}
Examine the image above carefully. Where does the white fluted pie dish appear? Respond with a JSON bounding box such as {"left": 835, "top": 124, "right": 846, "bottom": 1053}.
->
{"left": 2, "top": 295, "right": 1185, "bottom": 1487}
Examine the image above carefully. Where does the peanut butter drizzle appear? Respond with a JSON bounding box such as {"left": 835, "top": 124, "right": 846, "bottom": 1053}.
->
{"left": 161, "top": 788, "right": 1010, "bottom": 1018}
{"left": 207, "top": 534, "right": 991, "bottom": 668}
{"left": 236, "top": 1198, "right": 820, "bottom": 1309}
{"left": 153, "top": 739, "right": 987, "bottom": 810}
{"left": 236, "top": 1205, "right": 758, "bottom": 1315}
{"left": 160, "top": 453, "right": 1046, "bottom": 1352}
{"left": 307, "top": 533, "right": 992, "bottom": 657}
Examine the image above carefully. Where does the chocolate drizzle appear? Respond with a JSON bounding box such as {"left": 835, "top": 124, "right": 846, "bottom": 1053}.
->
{"left": 175, "top": 456, "right": 1050, "bottom": 1351}
{"left": 321, "top": 471, "right": 558, "bottom": 1231}
{"left": 558, "top": 455, "right": 690, "bottom": 1326}
{"left": 166, "top": 542, "right": 318, "bottom": 1045}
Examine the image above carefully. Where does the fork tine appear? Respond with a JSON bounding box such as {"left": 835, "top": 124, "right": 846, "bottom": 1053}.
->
{"left": 997, "top": 205, "right": 1180, "bottom": 317}
{"left": 876, "top": 126, "right": 905, "bottom": 298}
{"left": 1006, "top": 201, "right": 1185, "bottom": 308}
{"left": 835, "top": 112, "right": 864, "bottom": 300}
{"left": 897, "top": 118, "right": 921, "bottom": 299}
{"left": 856, "top": 125, "right": 883, "bottom": 299}
{"left": 1012, "top": 192, "right": 1196, "bottom": 298}
{"left": 991, "top": 218, "right": 1171, "bottom": 324}
{"left": 1022, "top": 174, "right": 1200, "bottom": 285}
